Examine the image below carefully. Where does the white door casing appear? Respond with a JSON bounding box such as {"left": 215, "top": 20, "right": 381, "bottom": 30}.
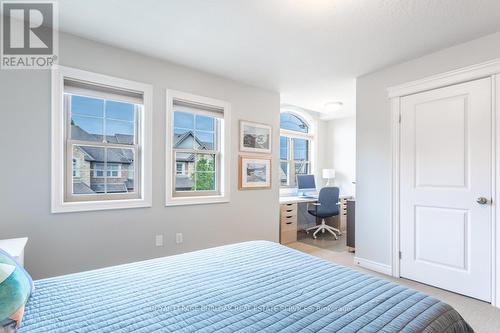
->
{"left": 399, "top": 78, "right": 492, "bottom": 302}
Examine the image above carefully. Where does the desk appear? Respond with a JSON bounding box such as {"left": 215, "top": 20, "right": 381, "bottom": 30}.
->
{"left": 279, "top": 195, "right": 352, "bottom": 244}
{"left": 279, "top": 196, "right": 319, "bottom": 205}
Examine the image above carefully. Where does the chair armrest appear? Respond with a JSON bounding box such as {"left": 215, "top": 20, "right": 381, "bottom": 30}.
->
{"left": 307, "top": 202, "right": 321, "bottom": 211}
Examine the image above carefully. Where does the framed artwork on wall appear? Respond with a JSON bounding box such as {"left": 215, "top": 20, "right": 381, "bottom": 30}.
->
{"left": 239, "top": 120, "right": 272, "bottom": 154}
{"left": 239, "top": 155, "right": 272, "bottom": 190}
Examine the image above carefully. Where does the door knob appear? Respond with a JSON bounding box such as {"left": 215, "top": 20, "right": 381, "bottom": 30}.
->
{"left": 476, "top": 197, "right": 489, "bottom": 205}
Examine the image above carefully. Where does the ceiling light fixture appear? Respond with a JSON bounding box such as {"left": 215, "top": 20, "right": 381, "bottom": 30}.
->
{"left": 324, "top": 101, "right": 343, "bottom": 112}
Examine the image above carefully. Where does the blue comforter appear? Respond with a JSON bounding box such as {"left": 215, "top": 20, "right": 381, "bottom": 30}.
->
{"left": 20, "top": 241, "right": 473, "bottom": 332}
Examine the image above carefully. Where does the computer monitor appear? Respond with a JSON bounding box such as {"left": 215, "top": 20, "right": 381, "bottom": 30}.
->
{"left": 297, "top": 174, "right": 316, "bottom": 196}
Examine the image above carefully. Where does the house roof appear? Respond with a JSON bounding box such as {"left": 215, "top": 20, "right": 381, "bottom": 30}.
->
{"left": 71, "top": 126, "right": 134, "bottom": 164}
{"left": 173, "top": 131, "right": 211, "bottom": 150}
{"left": 72, "top": 182, "right": 96, "bottom": 194}
{"left": 72, "top": 125, "right": 135, "bottom": 145}
{"left": 73, "top": 127, "right": 211, "bottom": 164}
{"left": 80, "top": 146, "right": 134, "bottom": 164}
{"left": 91, "top": 183, "right": 128, "bottom": 193}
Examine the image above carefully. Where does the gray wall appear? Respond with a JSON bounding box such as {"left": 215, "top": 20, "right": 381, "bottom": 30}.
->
{"left": 326, "top": 117, "right": 356, "bottom": 197}
{"left": 0, "top": 33, "right": 281, "bottom": 279}
{"left": 356, "top": 31, "right": 500, "bottom": 266}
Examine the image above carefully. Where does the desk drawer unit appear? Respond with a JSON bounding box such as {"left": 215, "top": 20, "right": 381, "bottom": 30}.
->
{"left": 280, "top": 203, "right": 298, "bottom": 244}
{"left": 280, "top": 203, "right": 297, "bottom": 216}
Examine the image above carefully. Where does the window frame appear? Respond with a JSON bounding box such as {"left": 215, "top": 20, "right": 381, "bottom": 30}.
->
{"left": 166, "top": 89, "right": 231, "bottom": 206}
{"left": 280, "top": 111, "right": 314, "bottom": 187}
{"left": 51, "top": 66, "right": 153, "bottom": 213}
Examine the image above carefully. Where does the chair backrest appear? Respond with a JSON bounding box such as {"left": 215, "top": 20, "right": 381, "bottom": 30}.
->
{"left": 317, "top": 187, "right": 340, "bottom": 217}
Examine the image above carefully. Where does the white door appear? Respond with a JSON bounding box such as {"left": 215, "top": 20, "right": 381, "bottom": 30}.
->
{"left": 400, "top": 77, "right": 492, "bottom": 302}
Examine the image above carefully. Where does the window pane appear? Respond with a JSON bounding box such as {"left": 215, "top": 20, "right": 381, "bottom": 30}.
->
{"left": 71, "top": 95, "right": 104, "bottom": 118}
{"left": 174, "top": 111, "right": 194, "bottom": 129}
{"left": 106, "top": 100, "right": 135, "bottom": 121}
{"left": 172, "top": 110, "right": 219, "bottom": 195}
{"left": 196, "top": 115, "right": 215, "bottom": 131}
{"left": 195, "top": 131, "right": 215, "bottom": 150}
{"left": 71, "top": 116, "right": 104, "bottom": 142}
{"left": 104, "top": 148, "right": 134, "bottom": 193}
{"left": 280, "top": 162, "right": 288, "bottom": 185}
{"left": 80, "top": 147, "right": 134, "bottom": 194}
{"left": 196, "top": 154, "right": 215, "bottom": 172}
{"left": 195, "top": 171, "right": 216, "bottom": 191}
{"left": 173, "top": 127, "right": 194, "bottom": 149}
{"left": 70, "top": 96, "right": 105, "bottom": 142}
{"left": 293, "top": 138, "right": 309, "bottom": 161}
{"left": 175, "top": 152, "right": 195, "bottom": 191}
{"left": 294, "top": 162, "right": 310, "bottom": 176}
{"left": 280, "top": 112, "right": 308, "bottom": 133}
{"left": 72, "top": 145, "right": 102, "bottom": 195}
{"left": 280, "top": 136, "right": 288, "bottom": 160}
{"left": 105, "top": 101, "right": 136, "bottom": 145}
{"left": 195, "top": 154, "right": 216, "bottom": 191}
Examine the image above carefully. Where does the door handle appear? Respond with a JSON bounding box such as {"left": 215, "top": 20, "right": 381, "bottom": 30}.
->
{"left": 476, "top": 197, "right": 489, "bottom": 205}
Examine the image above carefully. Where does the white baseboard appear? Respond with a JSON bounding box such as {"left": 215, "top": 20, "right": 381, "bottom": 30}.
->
{"left": 354, "top": 257, "right": 392, "bottom": 276}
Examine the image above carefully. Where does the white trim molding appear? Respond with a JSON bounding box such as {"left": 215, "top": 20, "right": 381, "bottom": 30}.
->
{"left": 51, "top": 66, "right": 153, "bottom": 213}
{"left": 354, "top": 257, "right": 392, "bottom": 276}
{"left": 388, "top": 59, "right": 500, "bottom": 98}
{"left": 389, "top": 58, "right": 500, "bottom": 308}
{"left": 165, "top": 89, "right": 231, "bottom": 206}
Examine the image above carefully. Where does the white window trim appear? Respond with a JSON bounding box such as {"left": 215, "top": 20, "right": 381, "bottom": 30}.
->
{"left": 166, "top": 89, "right": 231, "bottom": 206}
{"left": 279, "top": 108, "right": 317, "bottom": 191}
{"left": 51, "top": 66, "right": 153, "bottom": 213}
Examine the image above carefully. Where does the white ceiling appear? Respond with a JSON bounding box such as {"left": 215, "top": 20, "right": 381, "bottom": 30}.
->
{"left": 56, "top": 0, "right": 500, "bottom": 118}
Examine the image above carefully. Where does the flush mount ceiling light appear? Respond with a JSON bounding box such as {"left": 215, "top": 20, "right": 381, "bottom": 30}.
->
{"left": 324, "top": 101, "right": 343, "bottom": 112}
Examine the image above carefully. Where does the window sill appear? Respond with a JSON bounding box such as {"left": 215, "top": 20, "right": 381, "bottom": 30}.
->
{"left": 51, "top": 198, "right": 152, "bottom": 213}
{"left": 166, "top": 195, "right": 230, "bottom": 207}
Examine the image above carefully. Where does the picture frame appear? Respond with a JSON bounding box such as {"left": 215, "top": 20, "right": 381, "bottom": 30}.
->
{"left": 239, "top": 155, "right": 272, "bottom": 190}
{"left": 239, "top": 120, "right": 272, "bottom": 154}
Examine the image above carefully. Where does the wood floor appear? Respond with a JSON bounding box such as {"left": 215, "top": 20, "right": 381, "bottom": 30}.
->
{"left": 288, "top": 235, "right": 500, "bottom": 333}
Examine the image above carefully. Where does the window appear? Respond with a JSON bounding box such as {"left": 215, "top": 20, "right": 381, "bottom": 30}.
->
{"left": 52, "top": 66, "right": 153, "bottom": 213}
{"left": 94, "top": 163, "right": 121, "bottom": 178}
{"left": 166, "top": 90, "right": 231, "bottom": 206}
{"left": 72, "top": 159, "right": 79, "bottom": 177}
{"left": 176, "top": 162, "right": 184, "bottom": 175}
{"left": 280, "top": 112, "right": 313, "bottom": 186}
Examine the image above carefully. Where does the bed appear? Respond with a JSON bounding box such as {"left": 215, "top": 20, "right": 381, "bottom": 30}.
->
{"left": 19, "top": 241, "right": 473, "bottom": 332}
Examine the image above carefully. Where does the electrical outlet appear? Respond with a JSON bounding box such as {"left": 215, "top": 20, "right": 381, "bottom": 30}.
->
{"left": 175, "top": 233, "right": 183, "bottom": 244}
{"left": 155, "top": 234, "right": 163, "bottom": 247}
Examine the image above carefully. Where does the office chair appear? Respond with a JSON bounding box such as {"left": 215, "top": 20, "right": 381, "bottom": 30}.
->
{"left": 306, "top": 187, "right": 342, "bottom": 239}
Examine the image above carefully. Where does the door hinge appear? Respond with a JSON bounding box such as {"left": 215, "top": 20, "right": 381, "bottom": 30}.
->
{"left": 399, "top": 114, "right": 401, "bottom": 123}
{"left": 399, "top": 251, "right": 402, "bottom": 259}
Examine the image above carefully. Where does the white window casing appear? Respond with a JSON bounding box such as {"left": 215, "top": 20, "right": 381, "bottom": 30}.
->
{"left": 51, "top": 66, "right": 152, "bottom": 213}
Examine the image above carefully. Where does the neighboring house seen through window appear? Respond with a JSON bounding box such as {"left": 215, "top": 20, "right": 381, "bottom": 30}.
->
{"left": 280, "top": 112, "right": 313, "bottom": 186}
{"left": 172, "top": 106, "right": 219, "bottom": 195}
{"left": 166, "top": 90, "right": 231, "bottom": 206}
{"left": 65, "top": 80, "right": 142, "bottom": 198}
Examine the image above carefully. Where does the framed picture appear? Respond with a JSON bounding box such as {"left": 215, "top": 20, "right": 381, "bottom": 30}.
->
{"left": 239, "top": 155, "right": 272, "bottom": 190}
{"left": 240, "top": 120, "right": 272, "bottom": 153}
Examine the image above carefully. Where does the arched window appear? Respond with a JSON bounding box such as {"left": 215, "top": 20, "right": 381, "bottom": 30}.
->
{"left": 280, "top": 112, "right": 312, "bottom": 186}
{"left": 280, "top": 112, "right": 309, "bottom": 133}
